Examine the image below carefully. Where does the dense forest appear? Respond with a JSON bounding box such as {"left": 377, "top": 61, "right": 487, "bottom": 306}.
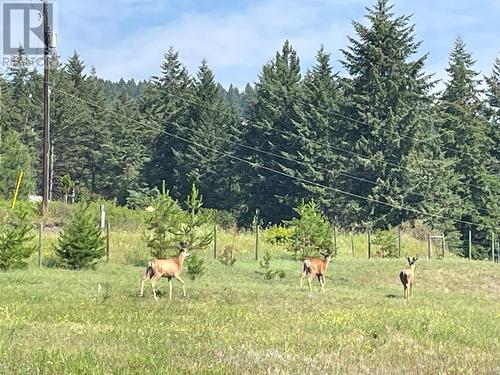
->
{"left": 0, "top": 0, "right": 498, "bottom": 257}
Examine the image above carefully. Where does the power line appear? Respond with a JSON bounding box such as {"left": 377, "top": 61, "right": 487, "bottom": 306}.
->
{"left": 50, "top": 85, "right": 490, "bottom": 229}
{"left": 135, "top": 84, "right": 494, "bottom": 214}
{"left": 142, "top": 85, "right": 489, "bottom": 192}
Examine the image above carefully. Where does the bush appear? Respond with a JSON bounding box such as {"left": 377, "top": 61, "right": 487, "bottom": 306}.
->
{"left": 145, "top": 191, "right": 184, "bottom": 259}
{"left": 126, "top": 187, "right": 161, "bottom": 209}
{"left": 186, "top": 253, "right": 205, "bottom": 280}
{"left": 0, "top": 205, "right": 36, "bottom": 270}
{"left": 255, "top": 250, "right": 286, "bottom": 280}
{"left": 199, "top": 208, "right": 237, "bottom": 230}
{"left": 264, "top": 225, "right": 295, "bottom": 245}
{"left": 371, "top": 229, "right": 398, "bottom": 258}
{"left": 287, "top": 200, "right": 333, "bottom": 258}
{"left": 219, "top": 245, "right": 237, "bottom": 266}
{"left": 54, "top": 204, "right": 105, "bottom": 269}
{"left": 177, "top": 184, "right": 213, "bottom": 251}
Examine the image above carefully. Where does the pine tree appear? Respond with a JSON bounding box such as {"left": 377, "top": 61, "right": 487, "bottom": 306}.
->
{"left": 236, "top": 41, "right": 306, "bottom": 224}
{"left": 55, "top": 204, "right": 105, "bottom": 269}
{"left": 485, "top": 57, "right": 500, "bottom": 175}
{"left": 172, "top": 60, "right": 240, "bottom": 209}
{"left": 0, "top": 205, "right": 36, "bottom": 270}
{"left": 141, "top": 47, "right": 193, "bottom": 191}
{"left": 240, "top": 83, "right": 256, "bottom": 118}
{"left": 294, "top": 47, "right": 344, "bottom": 221}
{"left": 51, "top": 53, "right": 95, "bottom": 197}
{"left": 102, "top": 90, "right": 150, "bottom": 202}
{"left": 340, "top": 0, "right": 449, "bottom": 230}
{"left": 438, "top": 38, "right": 500, "bottom": 257}
{"left": 0, "top": 130, "right": 35, "bottom": 198}
{"left": 6, "top": 47, "right": 42, "bottom": 186}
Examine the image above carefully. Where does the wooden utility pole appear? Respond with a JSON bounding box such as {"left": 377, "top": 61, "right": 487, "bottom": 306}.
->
{"left": 492, "top": 231, "right": 495, "bottom": 263}
{"left": 398, "top": 227, "right": 402, "bottom": 258}
{"left": 427, "top": 233, "right": 432, "bottom": 259}
{"left": 213, "top": 224, "right": 217, "bottom": 259}
{"left": 367, "top": 229, "right": 371, "bottom": 259}
{"left": 254, "top": 209, "right": 260, "bottom": 261}
{"left": 41, "top": 0, "right": 50, "bottom": 217}
{"left": 38, "top": 223, "right": 43, "bottom": 268}
{"left": 332, "top": 226, "right": 337, "bottom": 256}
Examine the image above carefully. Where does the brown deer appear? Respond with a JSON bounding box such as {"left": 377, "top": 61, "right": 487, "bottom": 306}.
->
{"left": 400, "top": 255, "right": 418, "bottom": 299}
{"left": 139, "top": 243, "right": 190, "bottom": 301}
{"left": 299, "top": 250, "right": 331, "bottom": 292}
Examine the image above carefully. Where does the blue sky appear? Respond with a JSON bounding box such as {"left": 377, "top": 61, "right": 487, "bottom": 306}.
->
{"left": 55, "top": 0, "right": 500, "bottom": 89}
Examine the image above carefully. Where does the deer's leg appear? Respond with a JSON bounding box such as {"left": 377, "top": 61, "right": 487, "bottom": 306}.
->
{"left": 307, "top": 274, "right": 314, "bottom": 292}
{"left": 167, "top": 277, "right": 173, "bottom": 300}
{"left": 299, "top": 272, "right": 306, "bottom": 290}
{"left": 150, "top": 274, "right": 161, "bottom": 301}
{"left": 321, "top": 275, "right": 326, "bottom": 291}
{"left": 175, "top": 275, "right": 186, "bottom": 297}
{"left": 317, "top": 275, "right": 324, "bottom": 292}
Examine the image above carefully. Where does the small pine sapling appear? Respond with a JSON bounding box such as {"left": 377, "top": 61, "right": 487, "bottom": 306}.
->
{"left": 181, "top": 184, "right": 212, "bottom": 280}
{"left": 256, "top": 250, "right": 286, "bottom": 280}
{"left": 219, "top": 224, "right": 237, "bottom": 266}
{"left": 0, "top": 205, "right": 36, "bottom": 270}
{"left": 55, "top": 204, "right": 105, "bottom": 269}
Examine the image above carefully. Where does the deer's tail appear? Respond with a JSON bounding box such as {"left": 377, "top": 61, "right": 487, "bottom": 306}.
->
{"left": 303, "top": 259, "right": 312, "bottom": 273}
{"left": 145, "top": 261, "right": 154, "bottom": 279}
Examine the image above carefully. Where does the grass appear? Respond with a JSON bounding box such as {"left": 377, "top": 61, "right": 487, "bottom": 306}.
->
{"left": 1, "top": 244, "right": 499, "bottom": 374}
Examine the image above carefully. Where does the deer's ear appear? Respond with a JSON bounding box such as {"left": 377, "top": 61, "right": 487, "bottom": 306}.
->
{"left": 407, "top": 257, "right": 411, "bottom": 264}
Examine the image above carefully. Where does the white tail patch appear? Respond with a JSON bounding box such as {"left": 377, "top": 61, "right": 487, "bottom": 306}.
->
{"left": 304, "top": 259, "right": 312, "bottom": 268}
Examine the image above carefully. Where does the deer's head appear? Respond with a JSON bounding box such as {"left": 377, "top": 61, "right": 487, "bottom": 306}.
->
{"left": 177, "top": 242, "right": 190, "bottom": 257}
{"left": 406, "top": 254, "right": 418, "bottom": 266}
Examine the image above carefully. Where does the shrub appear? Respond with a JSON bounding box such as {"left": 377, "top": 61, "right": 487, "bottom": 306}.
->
{"left": 371, "top": 229, "right": 398, "bottom": 258}
{"left": 54, "top": 204, "right": 105, "bottom": 269}
{"left": 126, "top": 187, "right": 161, "bottom": 209}
{"left": 219, "top": 224, "right": 237, "bottom": 266}
{"left": 177, "top": 184, "right": 213, "bottom": 251}
{"left": 255, "top": 250, "right": 286, "bottom": 280}
{"left": 199, "top": 208, "right": 237, "bottom": 230}
{"left": 145, "top": 191, "right": 184, "bottom": 259}
{"left": 186, "top": 253, "right": 205, "bottom": 280}
{"left": 0, "top": 205, "right": 36, "bottom": 270}
{"left": 219, "top": 245, "right": 237, "bottom": 266}
{"left": 287, "top": 200, "right": 333, "bottom": 259}
{"left": 264, "top": 225, "right": 295, "bottom": 245}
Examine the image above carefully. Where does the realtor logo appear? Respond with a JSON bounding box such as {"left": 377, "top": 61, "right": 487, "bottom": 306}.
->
{"left": 1, "top": 1, "right": 55, "bottom": 55}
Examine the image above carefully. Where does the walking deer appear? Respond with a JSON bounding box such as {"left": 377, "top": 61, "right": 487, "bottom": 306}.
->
{"left": 299, "top": 250, "right": 331, "bottom": 292}
{"left": 139, "top": 243, "right": 190, "bottom": 301}
{"left": 400, "top": 255, "right": 418, "bottom": 299}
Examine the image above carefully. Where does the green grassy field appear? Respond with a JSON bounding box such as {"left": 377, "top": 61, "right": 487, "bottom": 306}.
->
{"left": 1, "top": 243, "right": 499, "bottom": 374}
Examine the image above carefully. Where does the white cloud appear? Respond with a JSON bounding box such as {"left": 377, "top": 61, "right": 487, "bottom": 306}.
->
{"left": 54, "top": 0, "right": 499, "bottom": 89}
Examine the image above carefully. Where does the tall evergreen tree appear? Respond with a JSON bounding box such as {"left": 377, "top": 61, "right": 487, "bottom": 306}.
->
{"left": 141, "top": 47, "right": 193, "bottom": 191}
{"left": 0, "top": 130, "right": 35, "bottom": 198}
{"left": 294, "top": 47, "right": 344, "bottom": 221}
{"left": 101, "top": 90, "right": 150, "bottom": 202}
{"left": 438, "top": 38, "right": 500, "bottom": 257}
{"left": 339, "top": 0, "right": 454, "bottom": 230}
{"left": 172, "top": 60, "right": 240, "bottom": 210}
{"left": 6, "top": 47, "right": 42, "bottom": 186}
{"left": 240, "top": 83, "right": 256, "bottom": 118}
{"left": 485, "top": 57, "right": 500, "bottom": 175}
{"left": 236, "top": 41, "right": 306, "bottom": 224}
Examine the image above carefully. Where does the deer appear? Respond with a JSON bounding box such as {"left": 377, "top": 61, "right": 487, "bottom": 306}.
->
{"left": 139, "top": 243, "right": 190, "bottom": 301}
{"left": 399, "top": 255, "right": 418, "bottom": 299}
{"left": 299, "top": 250, "right": 332, "bottom": 292}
